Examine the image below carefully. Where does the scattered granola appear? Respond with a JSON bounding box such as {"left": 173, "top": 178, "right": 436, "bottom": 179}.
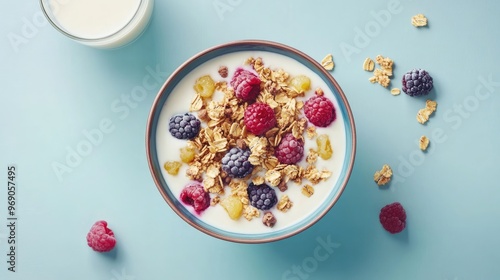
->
{"left": 277, "top": 195, "right": 293, "bottom": 212}
{"left": 262, "top": 212, "right": 277, "bottom": 227}
{"left": 165, "top": 56, "right": 337, "bottom": 227}
{"left": 302, "top": 184, "right": 314, "bottom": 197}
{"left": 363, "top": 57, "right": 375, "bottom": 71}
{"left": 412, "top": 14, "right": 428, "bottom": 27}
{"left": 368, "top": 55, "right": 394, "bottom": 88}
{"left": 374, "top": 164, "right": 393, "bottom": 186}
{"left": 321, "top": 54, "right": 335, "bottom": 71}
{"left": 420, "top": 135, "right": 430, "bottom": 151}
{"left": 390, "top": 88, "right": 401, "bottom": 96}
{"left": 417, "top": 99, "right": 438, "bottom": 124}
{"left": 218, "top": 65, "right": 228, "bottom": 78}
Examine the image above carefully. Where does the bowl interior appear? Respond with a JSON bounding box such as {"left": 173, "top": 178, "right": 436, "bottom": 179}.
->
{"left": 146, "top": 40, "right": 356, "bottom": 243}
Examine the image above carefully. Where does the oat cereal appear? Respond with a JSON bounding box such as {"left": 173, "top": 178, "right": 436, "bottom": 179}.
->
{"left": 412, "top": 14, "right": 428, "bottom": 27}
{"left": 420, "top": 135, "right": 430, "bottom": 151}
{"left": 390, "top": 88, "right": 401, "bottom": 96}
{"left": 157, "top": 51, "right": 347, "bottom": 234}
{"left": 368, "top": 55, "right": 394, "bottom": 88}
{"left": 417, "top": 99, "right": 437, "bottom": 124}
{"left": 321, "top": 54, "right": 335, "bottom": 71}
{"left": 363, "top": 57, "right": 375, "bottom": 71}
{"left": 374, "top": 164, "right": 392, "bottom": 186}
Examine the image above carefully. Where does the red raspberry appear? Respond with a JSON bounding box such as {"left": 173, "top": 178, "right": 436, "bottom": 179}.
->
{"left": 230, "top": 68, "right": 261, "bottom": 101}
{"left": 244, "top": 103, "right": 276, "bottom": 135}
{"left": 180, "top": 182, "right": 210, "bottom": 213}
{"left": 86, "top": 220, "right": 116, "bottom": 252}
{"left": 304, "top": 95, "right": 336, "bottom": 127}
{"left": 379, "top": 202, "right": 407, "bottom": 234}
{"left": 275, "top": 133, "right": 304, "bottom": 164}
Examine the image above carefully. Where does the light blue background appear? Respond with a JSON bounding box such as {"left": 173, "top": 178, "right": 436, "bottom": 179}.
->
{"left": 1, "top": 0, "right": 499, "bottom": 279}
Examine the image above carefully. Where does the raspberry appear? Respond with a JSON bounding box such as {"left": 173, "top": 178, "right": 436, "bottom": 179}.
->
{"left": 169, "top": 113, "right": 201, "bottom": 140}
{"left": 86, "top": 220, "right": 116, "bottom": 252}
{"left": 247, "top": 183, "right": 278, "bottom": 210}
{"left": 379, "top": 202, "right": 407, "bottom": 234}
{"left": 304, "top": 95, "right": 336, "bottom": 127}
{"left": 275, "top": 133, "right": 304, "bottom": 164}
{"left": 244, "top": 103, "right": 276, "bottom": 135}
{"left": 402, "top": 68, "right": 434, "bottom": 97}
{"left": 180, "top": 182, "right": 210, "bottom": 213}
{"left": 230, "top": 68, "right": 261, "bottom": 101}
{"left": 221, "top": 147, "right": 253, "bottom": 178}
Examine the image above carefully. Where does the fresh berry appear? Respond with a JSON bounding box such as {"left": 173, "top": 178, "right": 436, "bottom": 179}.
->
{"left": 169, "top": 113, "right": 201, "bottom": 140}
{"left": 180, "top": 182, "right": 210, "bottom": 213}
{"left": 244, "top": 103, "right": 276, "bottom": 135}
{"left": 220, "top": 196, "right": 243, "bottom": 220}
{"left": 275, "top": 133, "right": 304, "bottom": 164}
{"left": 247, "top": 183, "right": 278, "bottom": 210}
{"left": 379, "top": 202, "right": 407, "bottom": 234}
{"left": 193, "top": 75, "right": 216, "bottom": 98}
{"left": 401, "top": 68, "right": 434, "bottom": 97}
{"left": 230, "top": 68, "right": 261, "bottom": 101}
{"left": 304, "top": 95, "right": 336, "bottom": 127}
{"left": 86, "top": 220, "right": 116, "bottom": 252}
{"left": 221, "top": 147, "right": 253, "bottom": 178}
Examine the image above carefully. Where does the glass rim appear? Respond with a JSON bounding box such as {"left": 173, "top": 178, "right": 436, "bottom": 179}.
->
{"left": 39, "top": 0, "right": 147, "bottom": 42}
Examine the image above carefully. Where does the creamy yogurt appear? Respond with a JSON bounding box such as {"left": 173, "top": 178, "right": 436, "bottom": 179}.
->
{"left": 156, "top": 51, "right": 347, "bottom": 235}
{"left": 43, "top": 0, "right": 154, "bottom": 48}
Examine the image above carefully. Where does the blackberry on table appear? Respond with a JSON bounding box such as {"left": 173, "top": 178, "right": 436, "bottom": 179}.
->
{"left": 401, "top": 68, "right": 434, "bottom": 97}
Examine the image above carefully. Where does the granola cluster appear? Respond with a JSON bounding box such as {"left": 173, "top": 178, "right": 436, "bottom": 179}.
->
{"left": 172, "top": 57, "right": 334, "bottom": 223}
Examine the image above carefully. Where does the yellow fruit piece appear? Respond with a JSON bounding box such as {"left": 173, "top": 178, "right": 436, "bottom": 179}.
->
{"left": 179, "top": 146, "right": 196, "bottom": 163}
{"left": 164, "top": 161, "right": 182, "bottom": 175}
{"left": 316, "top": 134, "right": 333, "bottom": 160}
{"left": 193, "top": 75, "right": 215, "bottom": 98}
{"left": 290, "top": 75, "right": 311, "bottom": 93}
{"left": 220, "top": 196, "right": 243, "bottom": 220}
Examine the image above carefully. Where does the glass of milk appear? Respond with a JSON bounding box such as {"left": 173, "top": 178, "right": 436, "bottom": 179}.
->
{"left": 40, "top": 0, "right": 154, "bottom": 48}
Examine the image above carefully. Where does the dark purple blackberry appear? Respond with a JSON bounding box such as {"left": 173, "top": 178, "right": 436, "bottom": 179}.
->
{"left": 402, "top": 69, "right": 434, "bottom": 97}
{"left": 221, "top": 147, "right": 253, "bottom": 178}
{"left": 169, "top": 113, "right": 201, "bottom": 140}
{"left": 247, "top": 183, "right": 277, "bottom": 210}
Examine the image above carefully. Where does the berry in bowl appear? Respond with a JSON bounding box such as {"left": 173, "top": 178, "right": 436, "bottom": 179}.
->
{"left": 146, "top": 40, "right": 356, "bottom": 243}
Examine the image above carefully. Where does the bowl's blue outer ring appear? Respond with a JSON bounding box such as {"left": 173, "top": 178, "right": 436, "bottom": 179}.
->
{"left": 146, "top": 40, "right": 357, "bottom": 244}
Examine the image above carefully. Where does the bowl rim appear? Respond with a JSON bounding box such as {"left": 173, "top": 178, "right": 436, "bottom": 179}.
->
{"left": 146, "top": 39, "right": 357, "bottom": 244}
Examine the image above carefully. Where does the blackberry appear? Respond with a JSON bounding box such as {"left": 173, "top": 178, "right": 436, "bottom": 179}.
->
{"left": 221, "top": 147, "right": 253, "bottom": 178}
{"left": 169, "top": 113, "right": 201, "bottom": 140}
{"left": 247, "top": 183, "right": 277, "bottom": 210}
{"left": 401, "top": 69, "right": 434, "bottom": 97}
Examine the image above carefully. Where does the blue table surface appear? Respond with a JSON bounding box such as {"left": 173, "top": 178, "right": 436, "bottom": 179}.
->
{"left": 1, "top": 0, "right": 500, "bottom": 279}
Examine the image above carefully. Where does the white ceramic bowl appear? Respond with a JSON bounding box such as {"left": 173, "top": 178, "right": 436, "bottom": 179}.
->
{"left": 146, "top": 40, "right": 356, "bottom": 243}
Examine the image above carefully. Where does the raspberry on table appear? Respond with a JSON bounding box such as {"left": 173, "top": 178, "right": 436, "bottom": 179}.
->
{"left": 86, "top": 220, "right": 116, "bottom": 252}
{"left": 230, "top": 68, "right": 261, "bottom": 101}
{"left": 304, "top": 95, "right": 336, "bottom": 127}
{"left": 401, "top": 68, "right": 434, "bottom": 97}
{"left": 247, "top": 183, "right": 278, "bottom": 210}
{"left": 180, "top": 182, "right": 210, "bottom": 213}
{"left": 244, "top": 103, "right": 276, "bottom": 135}
{"left": 221, "top": 147, "right": 253, "bottom": 178}
{"left": 169, "top": 113, "right": 201, "bottom": 140}
{"left": 275, "top": 133, "right": 304, "bottom": 164}
{"left": 379, "top": 202, "right": 407, "bottom": 234}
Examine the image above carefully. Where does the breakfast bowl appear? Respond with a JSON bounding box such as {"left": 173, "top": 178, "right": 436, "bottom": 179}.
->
{"left": 146, "top": 40, "right": 356, "bottom": 243}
